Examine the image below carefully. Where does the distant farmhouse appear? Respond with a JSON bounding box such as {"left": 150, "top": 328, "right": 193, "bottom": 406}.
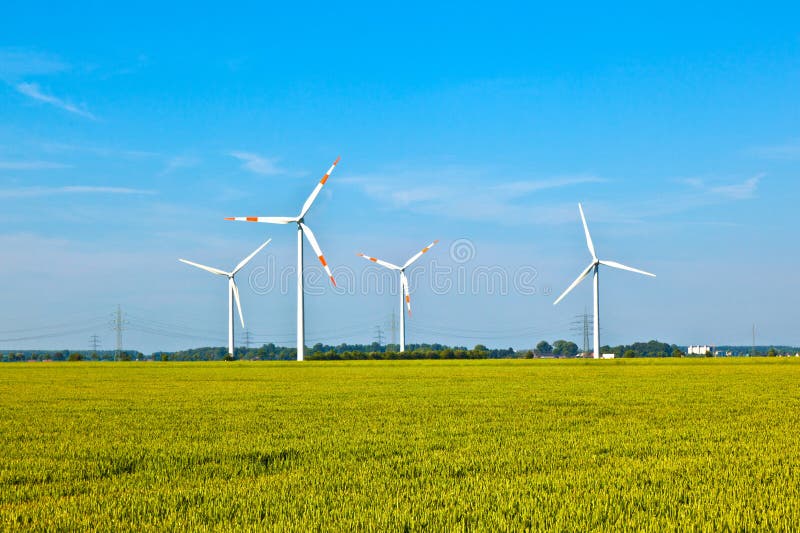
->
{"left": 687, "top": 345, "right": 713, "bottom": 356}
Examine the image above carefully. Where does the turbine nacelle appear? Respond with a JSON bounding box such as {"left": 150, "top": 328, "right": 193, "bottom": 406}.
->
{"left": 554, "top": 204, "right": 655, "bottom": 306}
{"left": 223, "top": 157, "right": 341, "bottom": 361}
{"left": 357, "top": 240, "right": 439, "bottom": 353}
{"left": 553, "top": 204, "right": 655, "bottom": 358}
{"left": 178, "top": 239, "right": 271, "bottom": 358}
{"left": 357, "top": 240, "right": 439, "bottom": 317}
{"left": 224, "top": 157, "right": 340, "bottom": 287}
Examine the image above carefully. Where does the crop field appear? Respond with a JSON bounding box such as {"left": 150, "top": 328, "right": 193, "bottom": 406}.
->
{"left": 1, "top": 359, "right": 799, "bottom": 531}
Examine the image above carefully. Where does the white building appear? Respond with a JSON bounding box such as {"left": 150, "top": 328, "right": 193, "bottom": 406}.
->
{"left": 687, "top": 345, "right": 713, "bottom": 356}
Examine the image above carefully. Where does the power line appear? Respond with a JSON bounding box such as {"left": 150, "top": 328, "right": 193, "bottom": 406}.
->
{"left": 390, "top": 308, "right": 397, "bottom": 346}
{"left": 125, "top": 313, "right": 223, "bottom": 337}
{"left": 243, "top": 329, "right": 251, "bottom": 349}
{"left": 126, "top": 324, "right": 222, "bottom": 343}
{"left": 89, "top": 335, "right": 101, "bottom": 354}
{"left": 583, "top": 307, "right": 590, "bottom": 355}
{"left": 409, "top": 318, "right": 577, "bottom": 339}
{"left": 0, "top": 324, "right": 107, "bottom": 344}
{"left": 412, "top": 322, "right": 573, "bottom": 336}
{"left": 110, "top": 305, "right": 128, "bottom": 361}
{"left": 570, "top": 308, "right": 594, "bottom": 354}
{"left": 409, "top": 324, "right": 575, "bottom": 341}
{"left": 127, "top": 311, "right": 374, "bottom": 341}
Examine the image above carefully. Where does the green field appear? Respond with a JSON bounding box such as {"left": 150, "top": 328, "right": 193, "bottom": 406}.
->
{"left": 1, "top": 359, "right": 799, "bottom": 531}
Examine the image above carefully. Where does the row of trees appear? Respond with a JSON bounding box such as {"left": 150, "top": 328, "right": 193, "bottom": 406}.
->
{"left": 534, "top": 340, "right": 580, "bottom": 357}
{"left": 599, "top": 340, "right": 680, "bottom": 358}
{"left": 529, "top": 340, "right": 797, "bottom": 358}
{"left": 533, "top": 340, "right": 689, "bottom": 358}
{"left": 4, "top": 341, "right": 797, "bottom": 362}
{"left": 1, "top": 351, "right": 143, "bottom": 363}
{"left": 306, "top": 345, "right": 519, "bottom": 361}
{"left": 715, "top": 345, "right": 799, "bottom": 357}
{"left": 158, "top": 343, "right": 518, "bottom": 361}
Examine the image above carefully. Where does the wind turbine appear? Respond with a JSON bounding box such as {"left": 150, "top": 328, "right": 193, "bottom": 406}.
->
{"left": 357, "top": 240, "right": 439, "bottom": 352}
{"left": 225, "top": 157, "right": 340, "bottom": 361}
{"left": 179, "top": 239, "right": 272, "bottom": 358}
{"left": 553, "top": 204, "right": 655, "bottom": 359}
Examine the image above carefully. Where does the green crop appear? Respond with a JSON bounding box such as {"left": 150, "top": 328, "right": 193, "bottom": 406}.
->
{"left": 1, "top": 359, "right": 798, "bottom": 531}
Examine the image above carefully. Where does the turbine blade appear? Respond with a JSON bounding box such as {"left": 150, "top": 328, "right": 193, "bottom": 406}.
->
{"left": 600, "top": 260, "right": 656, "bottom": 278}
{"left": 400, "top": 271, "right": 411, "bottom": 315}
{"left": 232, "top": 239, "right": 272, "bottom": 275}
{"left": 553, "top": 262, "right": 595, "bottom": 306}
{"left": 179, "top": 259, "right": 229, "bottom": 277}
{"left": 578, "top": 203, "right": 597, "bottom": 260}
{"left": 299, "top": 222, "right": 336, "bottom": 286}
{"left": 357, "top": 253, "right": 401, "bottom": 270}
{"left": 402, "top": 240, "right": 439, "bottom": 269}
{"left": 299, "top": 156, "right": 341, "bottom": 218}
{"left": 231, "top": 278, "right": 245, "bottom": 328}
{"left": 224, "top": 216, "right": 296, "bottom": 224}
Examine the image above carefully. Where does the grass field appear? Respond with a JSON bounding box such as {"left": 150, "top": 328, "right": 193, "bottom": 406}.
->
{"left": 1, "top": 359, "right": 799, "bottom": 531}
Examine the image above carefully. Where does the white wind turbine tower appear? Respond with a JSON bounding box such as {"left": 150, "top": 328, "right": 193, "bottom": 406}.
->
{"left": 553, "top": 204, "right": 655, "bottom": 359}
{"left": 179, "top": 239, "right": 272, "bottom": 357}
{"left": 357, "top": 240, "right": 439, "bottom": 352}
{"left": 225, "top": 157, "right": 340, "bottom": 361}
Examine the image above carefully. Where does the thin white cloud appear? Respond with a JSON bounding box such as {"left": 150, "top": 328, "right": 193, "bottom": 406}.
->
{"left": 158, "top": 156, "right": 200, "bottom": 176}
{"left": 0, "top": 160, "right": 71, "bottom": 170}
{"left": 348, "top": 169, "right": 763, "bottom": 227}
{"left": 748, "top": 140, "right": 800, "bottom": 160}
{"left": 680, "top": 177, "right": 704, "bottom": 189}
{"left": 15, "top": 82, "right": 96, "bottom": 120}
{"left": 0, "top": 48, "right": 68, "bottom": 79}
{"left": 0, "top": 186, "right": 155, "bottom": 198}
{"left": 710, "top": 175, "right": 763, "bottom": 200}
{"left": 682, "top": 175, "right": 764, "bottom": 200}
{"left": 390, "top": 185, "right": 450, "bottom": 205}
{"left": 492, "top": 176, "right": 606, "bottom": 194}
{"left": 343, "top": 168, "right": 602, "bottom": 225}
{"left": 40, "top": 142, "right": 158, "bottom": 159}
{"left": 229, "top": 151, "right": 283, "bottom": 175}
{"left": 101, "top": 54, "right": 150, "bottom": 79}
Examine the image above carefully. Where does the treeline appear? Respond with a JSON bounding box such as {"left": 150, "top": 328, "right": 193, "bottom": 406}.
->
{"left": 532, "top": 339, "right": 684, "bottom": 358}
{"left": 598, "top": 342, "right": 800, "bottom": 358}
{"left": 600, "top": 340, "right": 681, "bottom": 358}
{"left": 533, "top": 340, "right": 580, "bottom": 356}
{"left": 306, "top": 344, "right": 517, "bottom": 361}
{"left": 1, "top": 350, "right": 144, "bottom": 362}
{"left": 714, "top": 345, "right": 800, "bottom": 357}
{"left": 158, "top": 343, "right": 519, "bottom": 361}
{"left": 4, "top": 341, "right": 797, "bottom": 362}
{"left": 543, "top": 339, "right": 720, "bottom": 358}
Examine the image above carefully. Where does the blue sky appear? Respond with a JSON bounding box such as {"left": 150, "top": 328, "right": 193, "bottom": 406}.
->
{"left": 1, "top": 2, "right": 798, "bottom": 353}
